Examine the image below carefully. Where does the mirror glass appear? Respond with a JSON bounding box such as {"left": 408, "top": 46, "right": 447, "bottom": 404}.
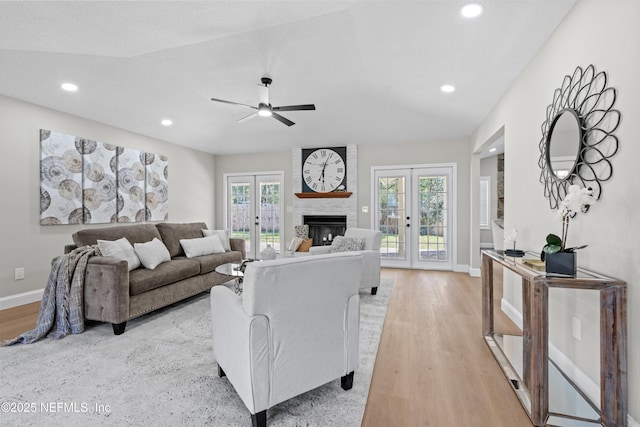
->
{"left": 547, "top": 110, "right": 581, "bottom": 180}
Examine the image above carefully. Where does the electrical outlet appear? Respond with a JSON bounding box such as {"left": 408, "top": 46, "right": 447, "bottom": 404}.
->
{"left": 15, "top": 267, "right": 25, "bottom": 280}
{"left": 572, "top": 317, "right": 581, "bottom": 341}
{"left": 362, "top": 206, "right": 369, "bottom": 213}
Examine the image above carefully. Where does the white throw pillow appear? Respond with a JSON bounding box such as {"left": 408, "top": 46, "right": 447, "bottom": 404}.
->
{"left": 97, "top": 237, "right": 141, "bottom": 271}
{"left": 134, "top": 238, "right": 171, "bottom": 270}
{"left": 202, "top": 229, "right": 231, "bottom": 251}
{"left": 288, "top": 237, "right": 304, "bottom": 251}
{"left": 180, "top": 234, "right": 225, "bottom": 258}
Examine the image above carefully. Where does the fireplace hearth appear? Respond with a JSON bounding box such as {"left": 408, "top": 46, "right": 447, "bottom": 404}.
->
{"left": 303, "top": 215, "right": 347, "bottom": 246}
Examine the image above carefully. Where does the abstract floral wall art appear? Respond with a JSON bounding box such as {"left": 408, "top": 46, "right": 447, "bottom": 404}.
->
{"left": 40, "top": 130, "right": 83, "bottom": 225}
{"left": 144, "top": 153, "right": 169, "bottom": 221}
{"left": 81, "top": 138, "right": 117, "bottom": 223}
{"left": 116, "top": 147, "right": 146, "bottom": 223}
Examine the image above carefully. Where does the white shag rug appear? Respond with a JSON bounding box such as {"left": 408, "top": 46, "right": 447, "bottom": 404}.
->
{"left": 1, "top": 278, "right": 393, "bottom": 426}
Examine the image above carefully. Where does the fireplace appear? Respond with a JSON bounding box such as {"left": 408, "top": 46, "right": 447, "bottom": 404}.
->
{"left": 303, "top": 215, "right": 347, "bottom": 246}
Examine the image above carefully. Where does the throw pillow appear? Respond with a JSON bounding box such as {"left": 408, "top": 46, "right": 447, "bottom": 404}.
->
{"left": 296, "top": 238, "right": 313, "bottom": 252}
{"left": 134, "top": 238, "right": 171, "bottom": 270}
{"left": 180, "top": 234, "right": 225, "bottom": 258}
{"left": 288, "top": 237, "right": 304, "bottom": 251}
{"left": 202, "top": 229, "right": 231, "bottom": 251}
{"left": 329, "top": 236, "right": 366, "bottom": 253}
{"left": 97, "top": 237, "right": 141, "bottom": 271}
{"left": 294, "top": 225, "right": 309, "bottom": 238}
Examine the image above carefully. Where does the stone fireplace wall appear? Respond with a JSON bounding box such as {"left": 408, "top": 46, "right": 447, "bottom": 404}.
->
{"left": 292, "top": 144, "right": 358, "bottom": 230}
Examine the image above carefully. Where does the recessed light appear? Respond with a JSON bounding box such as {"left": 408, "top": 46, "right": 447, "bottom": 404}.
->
{"left": 61, "top": 83, "right": 78, "bottom": 92}
{"left": 460, "top": 3, "right": 483, "bottom": 18}
{"left": 440, "top": 85, "right": 456, "bottom": 93}
{"left": 489, "top": 148, "right": 497, "bottom": 152}
{"left": 161, "top": 119, "right": 173, "bottom": 126}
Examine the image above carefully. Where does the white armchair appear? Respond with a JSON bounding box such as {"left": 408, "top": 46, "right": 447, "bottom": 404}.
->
{"left": 308, "top": 228, "right": 382, "bottom": 295}
{"left": 210, "top": 253, "right": 363, "bottom": 427}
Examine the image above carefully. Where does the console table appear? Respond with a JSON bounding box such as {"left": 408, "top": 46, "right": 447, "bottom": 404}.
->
{"left": 481, "top": 250, "right": 627, "bottom": 427}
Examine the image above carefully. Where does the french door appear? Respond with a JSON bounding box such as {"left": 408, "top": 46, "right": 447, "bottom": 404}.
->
{"left": 374, "top": 165, "right": 455, "bottom": 270}
{"left": 226, "top": 173, "right": 283, "bottom": 259}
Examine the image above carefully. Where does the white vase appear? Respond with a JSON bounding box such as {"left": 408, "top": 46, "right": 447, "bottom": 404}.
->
{"left": 260, "top": 244, "right": 277, "bottom": 260}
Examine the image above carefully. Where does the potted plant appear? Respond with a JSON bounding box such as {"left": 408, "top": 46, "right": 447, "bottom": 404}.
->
{"left": 541, "top": 185, "right": 596, "bottom": 276}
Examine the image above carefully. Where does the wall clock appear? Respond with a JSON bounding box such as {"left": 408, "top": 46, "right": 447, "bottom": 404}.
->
{"left": 301, "top": 147, "right": 347, "bottom": 193}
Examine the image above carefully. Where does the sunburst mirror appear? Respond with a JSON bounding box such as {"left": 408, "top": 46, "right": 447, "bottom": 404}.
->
{"left": 538, "top": 64, "right": 621, "bottom": 209}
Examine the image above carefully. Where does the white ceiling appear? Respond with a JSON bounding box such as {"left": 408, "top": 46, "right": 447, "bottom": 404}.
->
{"left": 0, "top": 1, "right": 576, "bottom": 155}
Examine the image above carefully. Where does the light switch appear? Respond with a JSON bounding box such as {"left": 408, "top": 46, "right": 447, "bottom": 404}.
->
{"left": 362, "top": 206, "right": 369, "bottom": 213}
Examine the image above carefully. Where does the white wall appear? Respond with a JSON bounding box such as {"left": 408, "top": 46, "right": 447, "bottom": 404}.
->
{"left": 471, "top": 0, "right": 639, "bottom": 421}
{"left": 0, "top": 95, "right": 217, "bottom": 301}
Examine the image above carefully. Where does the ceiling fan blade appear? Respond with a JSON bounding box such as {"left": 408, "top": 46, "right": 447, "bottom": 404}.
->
{"left": 271, "top": 112, "right": 295, "bottom": 127}
{"left": 272, "top": 104, "right": 316, "bottom": 112}
{"left": 237, "top": 113, "right": 258, "bottom": 123}
{"left": 210, "top": 97, "right": 256, "bottom": 109}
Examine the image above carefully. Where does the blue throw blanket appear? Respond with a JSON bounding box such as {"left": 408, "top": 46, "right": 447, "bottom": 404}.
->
{"left": 4, "top": 245, "right": 100, "bottom": 345}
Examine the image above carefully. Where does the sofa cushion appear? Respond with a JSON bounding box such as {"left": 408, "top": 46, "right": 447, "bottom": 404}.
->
{"left": 156, "top": 222, "right": 208, "bottom": 258}
{"left": 174, "top": 250, "right": 243, "bottom": 275}
{"left": 129, "top": 259, "right": 200, "bottom": 296}
{"left": 73, "top": 224, "right": 161, "bottom": 247}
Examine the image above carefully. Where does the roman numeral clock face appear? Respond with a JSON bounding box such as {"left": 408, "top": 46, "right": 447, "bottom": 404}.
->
{"left": 302, "top": 147, "right": 346, "bottom": 192}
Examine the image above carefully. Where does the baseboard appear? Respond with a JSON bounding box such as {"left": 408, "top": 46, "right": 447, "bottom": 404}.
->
{"left": 0, "top": 289, "right": 44, "bottom": 310}
{"left": 453, "top": 264, "right": 468, "bottom": 273}
{"left": 468, "top": 267, "right": 481, "bottom": 277}
{"left": 479, "top": 242, "right": 493, "bottom": 249}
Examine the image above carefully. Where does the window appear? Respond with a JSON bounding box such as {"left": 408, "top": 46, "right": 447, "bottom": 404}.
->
{"left": 479, "top": 176, "right": 490, "bottom": 229}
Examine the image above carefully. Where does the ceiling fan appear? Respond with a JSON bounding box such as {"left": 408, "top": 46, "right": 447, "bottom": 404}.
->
{"left": 210, "top": 77, "right": 315, "bottom": 127}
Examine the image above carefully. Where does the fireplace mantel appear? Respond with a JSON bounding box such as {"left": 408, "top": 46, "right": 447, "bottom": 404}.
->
{"left": 294, "top": 192, "right": 352, "bottom": 199}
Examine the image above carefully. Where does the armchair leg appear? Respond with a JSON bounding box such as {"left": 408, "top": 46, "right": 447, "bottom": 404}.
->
{"left": 341, "top": 371, "right": 354, "bottom": 390}
{"left": 371, "top": 287, "right": 378, "bottom": 295}
{"left": 251, "top": 410, "right": 266, "bottom": 427}
{"left": 218, "top": 365, "right": 226, "bottom": 378}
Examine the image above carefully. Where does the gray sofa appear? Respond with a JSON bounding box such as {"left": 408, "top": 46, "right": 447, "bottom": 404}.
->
{"left": 65, "top": 222, "right": 245, "bottom": 335}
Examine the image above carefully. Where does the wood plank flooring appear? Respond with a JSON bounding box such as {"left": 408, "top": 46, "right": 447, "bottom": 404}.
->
{"left": 362, "top": 267, "right": 531, "bottom": 426}
{"left": 0, "top": 268, "right": 532, "bottom": 426}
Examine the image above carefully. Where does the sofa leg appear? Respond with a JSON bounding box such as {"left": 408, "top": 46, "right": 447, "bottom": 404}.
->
{"left": 218, "top": 365, "right": 226, "bottom": 378}
{"left": 112, "top": 322, "right": 127, "bottom": 335}
{"left": 371, "top": 287, "right": 378, "bottom": 295}
{"left": 341, "top": 371, "right": 354, "bottom": 390}
{"left": 251, "top": 410, "right": 266, "bottom": 427}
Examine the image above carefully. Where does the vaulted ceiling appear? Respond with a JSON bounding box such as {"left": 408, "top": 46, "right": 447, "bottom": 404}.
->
{"left": 0, "top": 1, "right": 576, "bottom": 155}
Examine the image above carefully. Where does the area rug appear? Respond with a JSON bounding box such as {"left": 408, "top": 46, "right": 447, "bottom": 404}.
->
{"left": 0, "top": 278, "right": 393, "bottom": 426}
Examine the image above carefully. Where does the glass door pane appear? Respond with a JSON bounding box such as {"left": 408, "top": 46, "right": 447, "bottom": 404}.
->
{"left": 413, "top": 168, "right": 452, "bottom": 269}
{"left": 257, "top": 176, "right": 281, "bottom": 254}
{"left": 375, "top": 170, "right": 411, "bottom": 269}
{"left": 228, "top": 178, "right": 253, "bottom": 257}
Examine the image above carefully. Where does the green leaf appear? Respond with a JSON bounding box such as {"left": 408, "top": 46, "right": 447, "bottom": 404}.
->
{"left": 545, "top": 234, "right": 562, "bottom": 246}
{"left": 542, "top": 244, "right": 561, "bottom": 254}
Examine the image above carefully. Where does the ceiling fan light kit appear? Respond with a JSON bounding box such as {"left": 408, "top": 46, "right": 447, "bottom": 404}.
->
{"left": 210, "top": 77, "right": 315, "bottom": 126}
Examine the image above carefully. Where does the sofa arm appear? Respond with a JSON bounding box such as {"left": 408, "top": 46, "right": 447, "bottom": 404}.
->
{"left": 211, "top": 286, "right": 270, "bottom": 413}
{"left": 64, "top": 244, "right": 78, "bottom": 254}
{"left": 359, "top": 250, "right": 381, "bottom": 289}
{"left": 83, "top": 257, "right": 130, "bottom": 324}
{"left": 308, "top": 246, "right": 331, "bottom": 255}
{"left": 229, "top": 238, "right": 246, "bottom": 259}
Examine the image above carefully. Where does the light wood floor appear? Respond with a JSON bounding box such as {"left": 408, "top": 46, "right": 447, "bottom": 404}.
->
{"left": 0, "top": 267, "right": 532, "bottom": 426}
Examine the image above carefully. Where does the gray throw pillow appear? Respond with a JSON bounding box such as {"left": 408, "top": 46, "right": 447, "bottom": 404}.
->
{"left": 329, "top": 236, "right": 365, "bottom": 253}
